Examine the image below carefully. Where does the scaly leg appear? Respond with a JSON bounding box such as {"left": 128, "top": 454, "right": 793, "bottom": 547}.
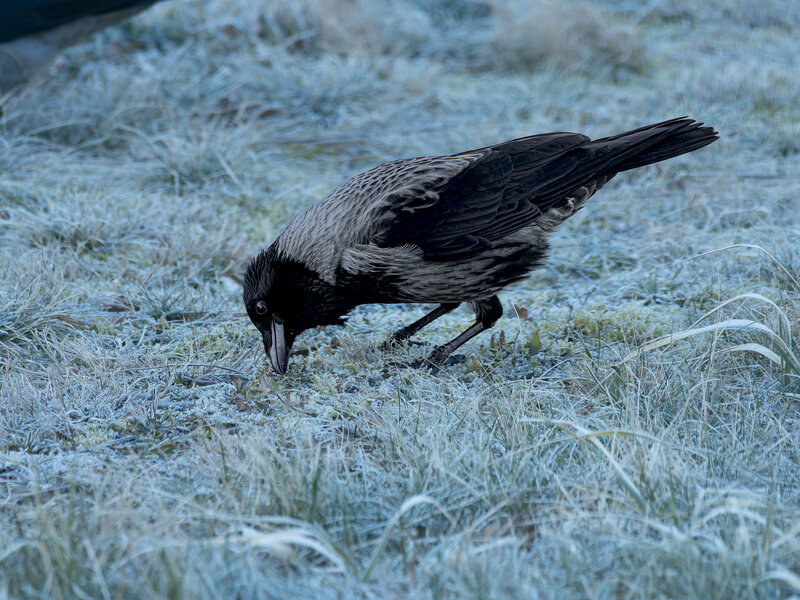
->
{"left": 422, "top": 296, "right": 503, "bottom": 369}
{"left": 382, "top": 303, "right": 459, "bottom": 350}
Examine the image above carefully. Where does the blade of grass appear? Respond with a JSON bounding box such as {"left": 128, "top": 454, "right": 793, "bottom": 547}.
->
{"left": 361, "top": 494, "right": 453, "bottom": 582}
{"left": 624, "top": 319, "right": 800, "bottom": 374}
{"left": 224, "top": 526, "right": 348, "bottom": 572}
{"left": 658, "top": 244, "right": 800, "bottom": 291}
{"left": 522, "top": 418, "right": 647, "bottom": 512}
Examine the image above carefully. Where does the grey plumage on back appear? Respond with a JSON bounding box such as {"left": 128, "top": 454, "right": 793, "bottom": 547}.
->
{"left": 274, "top": 154, "right": 479, "bottom": 282}
{"left": 244, "top": 117, "right": 718, "bottom": 373}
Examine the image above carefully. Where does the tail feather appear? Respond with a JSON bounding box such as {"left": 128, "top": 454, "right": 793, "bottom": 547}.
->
{"left": 594, "top": 117, "right": 718, "bottom": 175}
{"left": 529, "top": 117, "right": 717, "bottom": 211}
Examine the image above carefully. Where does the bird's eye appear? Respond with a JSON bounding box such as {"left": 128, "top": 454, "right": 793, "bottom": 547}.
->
{"left": 255, "top": 300, "right": 268, "bottom": 315}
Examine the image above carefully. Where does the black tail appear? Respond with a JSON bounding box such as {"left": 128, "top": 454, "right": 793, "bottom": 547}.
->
{"left": 593, "top": 116, "right": 718, "bottom": 175}
{"left": 524, "top": 117, "right": 718, "bottom": 212}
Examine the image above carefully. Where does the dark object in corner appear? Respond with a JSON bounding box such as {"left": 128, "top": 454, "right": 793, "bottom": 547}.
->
{"left": 244, "top": 117, "right": 718, "bottom": 374}
{"left": 0, "top": 1, "right": 163, "bottom": 93}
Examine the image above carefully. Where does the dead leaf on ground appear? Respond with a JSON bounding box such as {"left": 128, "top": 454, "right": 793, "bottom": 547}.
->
{"left": 55, "top": 315, "right": 90, "bottom": 329}
{"left": 514, "top": 305, "right": 531, "bottom": 320}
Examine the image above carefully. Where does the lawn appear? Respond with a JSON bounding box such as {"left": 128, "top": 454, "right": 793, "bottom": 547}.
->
{"left": 1, "top": 0, "right": 799, "bottom": 597}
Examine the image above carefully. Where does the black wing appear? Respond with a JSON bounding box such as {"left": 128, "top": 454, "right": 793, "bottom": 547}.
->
{"left": 0, "top": 0, "right": 159, "bottom": 43}
{"left": 373, "top": 117, "right": 717, "bottom": 260}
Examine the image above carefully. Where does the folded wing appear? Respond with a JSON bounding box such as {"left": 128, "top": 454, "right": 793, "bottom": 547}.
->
{"left": 371, "top": 117, "right": 717, "bottom": 261}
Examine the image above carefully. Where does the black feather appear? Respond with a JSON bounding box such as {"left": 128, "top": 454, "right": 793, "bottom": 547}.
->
{"left": 374, "top": 117, "right": 717, "bottom": 260}
{"left": 244, "top": 117, "right": 718, "bottom": 371}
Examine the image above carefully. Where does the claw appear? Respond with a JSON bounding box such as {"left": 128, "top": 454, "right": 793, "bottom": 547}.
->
{"left": 380, "top": 337, "right": 423, "bottom": 351}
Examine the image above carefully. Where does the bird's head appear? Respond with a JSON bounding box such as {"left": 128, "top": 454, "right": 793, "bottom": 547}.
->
{"left": 243, "top": 247, "right": 301, "bottom": 375}
{"left": 243, "top": 245, "right": 354, "bottom": 374}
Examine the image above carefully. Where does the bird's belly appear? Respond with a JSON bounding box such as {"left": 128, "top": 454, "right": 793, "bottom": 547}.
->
{"left": 388, "top": 229, "right": 550, "bottom": 303}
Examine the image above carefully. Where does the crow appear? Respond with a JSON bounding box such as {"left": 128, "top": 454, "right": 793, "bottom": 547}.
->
{"left": 0, "top": 1, "right": 163, "bottom": 93}
{"left": 244, "top": 117, "right": 718, "bottom": 374}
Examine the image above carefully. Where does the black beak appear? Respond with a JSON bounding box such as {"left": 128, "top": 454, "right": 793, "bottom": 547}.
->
{"left": 263, "top": 316, "right": 289, "bottom": 374}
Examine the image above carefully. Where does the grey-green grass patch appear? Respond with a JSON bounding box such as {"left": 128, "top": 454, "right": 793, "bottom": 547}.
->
{"left": 1, "top": 0, "right": 799, "bottom": 598}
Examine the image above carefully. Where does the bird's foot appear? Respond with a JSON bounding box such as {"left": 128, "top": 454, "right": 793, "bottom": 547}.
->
{"left": 387, "top": 346, "right": 465, "bottom": 373}
{"left": 408, "top": 358, "right": 441, "bottom": 374}
{"left": 380, "top": 336, "right": 423, "bottom": 351}
{"left": 409, "top": 351, "right": 466, "bottom": 374}
{"left": 425, "top": 345, "right": 453, "bottom": 367}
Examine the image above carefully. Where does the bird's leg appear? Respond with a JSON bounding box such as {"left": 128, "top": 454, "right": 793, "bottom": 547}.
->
{"left": 382, "top": 303, "right": 459, "bottom": 349}
{"left": 422, "top": 296, "right": 503, "bottom": 368}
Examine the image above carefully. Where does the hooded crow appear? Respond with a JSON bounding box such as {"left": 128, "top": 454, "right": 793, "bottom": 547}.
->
{"left": 244, "top": 117, "right": 718, "bottom": 373}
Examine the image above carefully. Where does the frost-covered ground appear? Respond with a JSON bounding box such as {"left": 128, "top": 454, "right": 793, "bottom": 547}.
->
{"left": 1, "top": 0, "right": 799, "bottom": 597}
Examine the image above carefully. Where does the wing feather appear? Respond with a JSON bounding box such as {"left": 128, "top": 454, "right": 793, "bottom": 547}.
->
{"left": 369, "top": 118, "right": 714, "bottom": 261}
{"left": 372, "top": 132, "right": 589, "bottom": 259}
